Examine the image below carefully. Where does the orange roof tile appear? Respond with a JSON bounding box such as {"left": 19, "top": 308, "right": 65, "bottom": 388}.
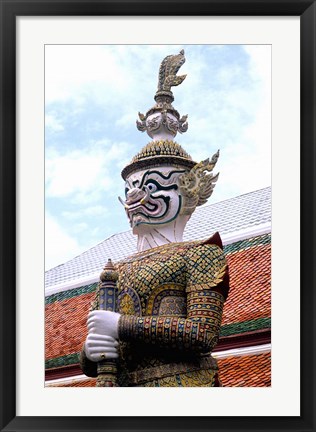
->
{"left": 45, "top": 243, "right": 271, "bottom": 360}
{"left": 47, "top": 378, "right": 97, "bottom": 387}
{"left": 223, "top": 244, "right": 271, "bottom": 325}
{"left": 47, "top": 352, "right": 271, "bottom": 387}
{"left": 45, "top": 293, "right": 92, "bottom": 359}
{"left": 218, "top": 352, "right": 271, "bottom": 387}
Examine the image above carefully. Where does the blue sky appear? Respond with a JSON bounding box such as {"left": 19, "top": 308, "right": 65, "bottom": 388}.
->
{"left": 45, "top": 44, "right": 271, "bottom": 271}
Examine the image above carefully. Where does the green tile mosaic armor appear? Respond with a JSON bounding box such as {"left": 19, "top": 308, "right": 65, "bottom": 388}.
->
{"left": 45, "top": 234, "right": 270, "bottom": 305}
{"left": 81, "top": 237, "right": 229, "bottom": 386}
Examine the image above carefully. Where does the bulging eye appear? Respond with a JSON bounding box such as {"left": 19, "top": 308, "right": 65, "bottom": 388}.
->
{"left": 145, "top": 182, "right": 157, "bottom": 193}
{"left": 125, "top": 187, "right": 129, "bottom": 197}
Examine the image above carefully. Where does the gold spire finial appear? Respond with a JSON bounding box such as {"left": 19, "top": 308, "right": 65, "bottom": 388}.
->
{"left": 136, "top": 50, "right": 188, "bottom": 140}
{"left": 155, "top": 49, "right": 187, "bottom": 101}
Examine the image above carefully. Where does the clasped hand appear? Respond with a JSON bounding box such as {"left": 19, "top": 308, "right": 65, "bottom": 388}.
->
{"left": 85, "top": 310, "right": 120, "bottom": 362}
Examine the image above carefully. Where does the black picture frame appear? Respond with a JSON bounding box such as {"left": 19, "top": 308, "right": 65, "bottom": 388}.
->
{"left": 1, "top": 1, "right": 315, "bottom": 431}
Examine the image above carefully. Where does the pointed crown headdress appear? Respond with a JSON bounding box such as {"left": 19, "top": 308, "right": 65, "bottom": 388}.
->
{"left": 121, "top": 49, "right": 219, "bottom": 213}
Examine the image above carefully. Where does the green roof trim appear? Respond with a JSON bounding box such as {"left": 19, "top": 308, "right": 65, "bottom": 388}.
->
{"left": 45, "top": 317, "right": 271, "bottom": 370}
{"left": 45, "top": 282, "right": 98, "bottom": 305}
{"left": 223, "top": 233, "right": 270, "bottom": 255}
{"left": 45, "top": 352, "right": 80, "bottom": 369}
{"left": 220, "top": 317, "right": 271, "bottom": 337}
{"left": 45, "top": 234, "right": 271, "bottom": 305}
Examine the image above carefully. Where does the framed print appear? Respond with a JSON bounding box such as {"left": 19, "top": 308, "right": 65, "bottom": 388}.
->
{"left": 1, "top": 1, "right": 315, "bottom": 431}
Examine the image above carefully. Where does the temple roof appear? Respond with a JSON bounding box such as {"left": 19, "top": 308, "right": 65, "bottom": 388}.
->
{"left": 45, "top": 186, "right": 271, "bottom": 290}
{"left": 47, "top": 352, "right": 271, "bottom": 387}
{"left": 45, "top": 233, "right": 271, "bottom": 364}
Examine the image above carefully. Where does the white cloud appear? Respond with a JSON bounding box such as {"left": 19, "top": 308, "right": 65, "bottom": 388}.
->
{"left": 241, "top": 45, "right": 271, "bottom": 164}
{"left": 46, "top": 149, "right": 109, "bottom": 197}
{"left": 45, "top": 139, "right": 129, "bottom": 202}
{"left": 72, "top": 222, "right": 89, "bottom": 233}
{"left": 185, "top": 45, "right": 271, "bottom": 203}
{"left": 217, "top": 54, "right": 271, "bottom": 199}
{"left": 115, "top": 111, "right": 138, "bottom": 129}
{"left": 45, "top": 113, "right": 64, "bottom": 132}
{"left": 62, "top": 205, "right": 109, "bottom": 219}
{"left": 244, "top": 45, "right": 271, "bottom": 87}
{"left": 45, "top": 45, "right": 130, "bottom": 104}
{"left": 45, "top": 213, "right": 88, "bottom": 270}
{"left": 45, "top": 45, "right": 175, "bottom": 107}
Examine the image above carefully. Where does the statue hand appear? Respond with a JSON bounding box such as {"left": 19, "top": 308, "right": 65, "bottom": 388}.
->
{"left": 85, "top": 333, "right": 119, "bottom": 362}
{"left": 87, "top": 310, "right": 120, "bottom": 340}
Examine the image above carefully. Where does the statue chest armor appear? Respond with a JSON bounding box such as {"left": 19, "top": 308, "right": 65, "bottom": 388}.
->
{"left": 116, "top": 243, "right": 189, "bottom": 318}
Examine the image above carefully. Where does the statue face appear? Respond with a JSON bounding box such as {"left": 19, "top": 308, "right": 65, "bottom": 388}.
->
{"left": 119, "top": 166, "right": 186, "bottom": 229}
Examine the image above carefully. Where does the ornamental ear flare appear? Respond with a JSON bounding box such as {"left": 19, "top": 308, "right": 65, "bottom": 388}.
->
{"left": 179, "top": 150, "right": 220, "bottom": 215}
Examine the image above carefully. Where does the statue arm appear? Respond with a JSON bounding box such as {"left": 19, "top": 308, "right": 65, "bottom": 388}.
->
{"left": 118, "top": 244, "right": 229, "bottom": 353}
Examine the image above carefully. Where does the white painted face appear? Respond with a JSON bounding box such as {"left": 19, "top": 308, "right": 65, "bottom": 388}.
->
{"left": 119, "top": 166, "right": 186, "bottom": 229}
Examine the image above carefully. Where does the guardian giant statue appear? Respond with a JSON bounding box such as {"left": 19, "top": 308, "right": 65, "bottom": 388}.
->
{"left": 80, "top": 50, "right": 230, "bottom": 387}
